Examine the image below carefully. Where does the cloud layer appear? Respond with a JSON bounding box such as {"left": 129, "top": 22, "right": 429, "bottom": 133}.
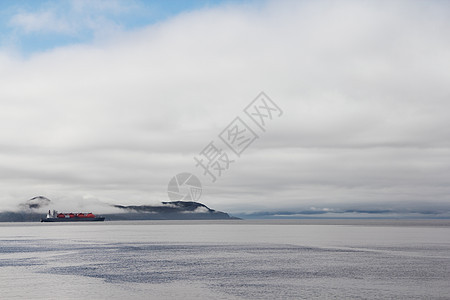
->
{"left": 0, "top": 0, "right": 449, "bottom": 216}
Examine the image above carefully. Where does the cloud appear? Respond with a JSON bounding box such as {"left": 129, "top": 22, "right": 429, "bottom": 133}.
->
{"left": 10, "top": 10, "right": 72, "bottom": 34}
{"left": 0, "top": 0, "right": 450, "bottom": 216}
{"left": 7, "top": 0, "right": 143, "bottom": 38}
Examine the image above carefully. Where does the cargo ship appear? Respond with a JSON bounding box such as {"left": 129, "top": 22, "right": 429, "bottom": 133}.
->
{"left": 41, "top": 210, "right": 105, "bottom": 222}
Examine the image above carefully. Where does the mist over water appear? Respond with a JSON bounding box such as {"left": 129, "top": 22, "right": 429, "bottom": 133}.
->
{"left": 1, "top": 220, "right": 450, "bottom": 299}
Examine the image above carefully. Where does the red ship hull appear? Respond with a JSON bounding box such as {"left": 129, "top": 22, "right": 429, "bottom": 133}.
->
{"left": 41, "top": 216, "right": 105, "bottom": 222}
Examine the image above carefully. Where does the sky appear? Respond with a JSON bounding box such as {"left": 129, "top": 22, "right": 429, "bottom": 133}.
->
{"left": 0, "top": 0, "right": 449, "bottom": 218}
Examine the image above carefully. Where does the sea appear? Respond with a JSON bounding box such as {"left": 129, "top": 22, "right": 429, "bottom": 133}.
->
{"left": 1, "top": 220, "right": 449, "bottom": 299}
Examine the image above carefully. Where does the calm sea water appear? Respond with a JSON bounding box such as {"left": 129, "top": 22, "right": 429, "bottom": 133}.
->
{"left": 1, "top": 220, "right": 449, "bottom": 299}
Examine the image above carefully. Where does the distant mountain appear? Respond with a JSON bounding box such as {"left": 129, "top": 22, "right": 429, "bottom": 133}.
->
{"left": 0, "top": 196, "right": 53, "bottom": 220}
{"left": 108, "top": 201, "right": 236, "bottom": 220}
{"left": 21, "top": 196, "right": 51, "bottom": 210}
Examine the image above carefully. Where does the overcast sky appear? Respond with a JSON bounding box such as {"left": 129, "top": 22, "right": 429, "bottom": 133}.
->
{"left": 1, "top": 0, "right": 449, "bottom": 217}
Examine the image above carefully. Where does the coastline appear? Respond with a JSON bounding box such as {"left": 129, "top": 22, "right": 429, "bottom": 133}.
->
{"left": 1, "top": 218, "right": 450, "bottom": 227}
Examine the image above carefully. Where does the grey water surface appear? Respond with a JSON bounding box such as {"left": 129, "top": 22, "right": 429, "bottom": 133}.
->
{"left": 1, "top": 220, "right": 449, "bottom": 299}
